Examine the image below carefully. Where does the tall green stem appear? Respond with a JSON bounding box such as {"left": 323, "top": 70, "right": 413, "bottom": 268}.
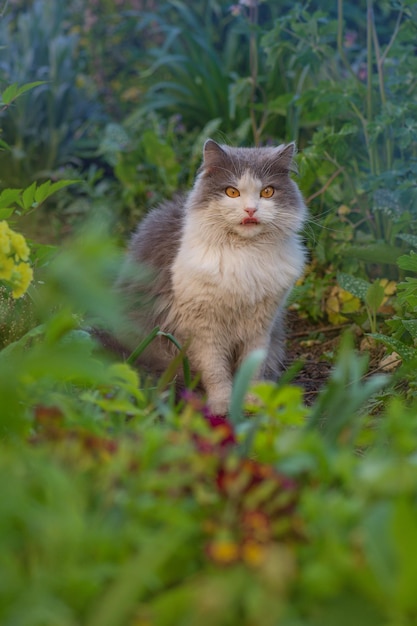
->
{"left": 249, "top": 0, "right": 260, "bottom": 145}
{"left": 337, "top": 0, "right": 363, "bottom": 85}
{"left": 247, "top": 0, "right": 268, "bottom": 145}
{"left": 366, "top": 0, "right": 377, "bottom": 175}
{"left": 370, "top": 7, "right": 403, "bottom": 171}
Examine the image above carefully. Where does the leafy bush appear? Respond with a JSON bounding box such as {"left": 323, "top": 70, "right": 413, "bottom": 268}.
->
{"left": 0, "top": 0, "right": 103, "bottom": 187}
{"left": 277, "top": 1, "right": 417, "bottom": 270}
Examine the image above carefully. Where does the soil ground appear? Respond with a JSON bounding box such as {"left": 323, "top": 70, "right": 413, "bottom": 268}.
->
{"left": 285, "top": 311, "right": 387, "bottom": 405}
{"left": 286, "top": 312, "right": 339, "bottom": 405}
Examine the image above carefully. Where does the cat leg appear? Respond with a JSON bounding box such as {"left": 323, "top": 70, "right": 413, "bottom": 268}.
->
{"left": 263, "top": 311, "right": 286, "bottom": 381}
{"left": 189, "top": 342, "right": 233, "bottom": 416}
{"left": 232, "top": 335, "right": 270, "bottom": 411}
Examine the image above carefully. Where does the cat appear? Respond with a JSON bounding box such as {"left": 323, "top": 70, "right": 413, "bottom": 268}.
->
{"left": 117, "top": 139, "right": 307, "bottom": 415}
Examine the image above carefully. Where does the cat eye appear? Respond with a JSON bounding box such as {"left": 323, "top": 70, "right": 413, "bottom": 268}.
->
{"left": 225, "top": 186, "right": 240, "bottom": 198}
{"left": 260, "top": 186, "right": 275, "bottom": 198}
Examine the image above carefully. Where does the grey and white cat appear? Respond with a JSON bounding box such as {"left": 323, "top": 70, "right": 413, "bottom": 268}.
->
{"left": 119, "top": 139, "right": 307, "bottom": 415}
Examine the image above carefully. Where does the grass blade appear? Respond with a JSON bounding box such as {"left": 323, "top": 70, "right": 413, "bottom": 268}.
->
{"left": 229, "top": 349, "right": 266, "bottom": 426}
{"left": 126, "top": 326, "right": 160, "bottom": 365}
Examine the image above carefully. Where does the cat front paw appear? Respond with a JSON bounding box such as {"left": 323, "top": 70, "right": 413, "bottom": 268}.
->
{"left": 207, "top": 392, "right": 231, "bottom": 417}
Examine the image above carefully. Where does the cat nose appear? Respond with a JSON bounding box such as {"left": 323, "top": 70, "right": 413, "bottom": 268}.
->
{"left": 244, "top": 208, "right": 257, "bottom": 218}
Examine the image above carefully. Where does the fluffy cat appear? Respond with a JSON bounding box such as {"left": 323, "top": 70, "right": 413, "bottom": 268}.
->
{"left": 118, "top": 139, "right": 307, "bottom": 415}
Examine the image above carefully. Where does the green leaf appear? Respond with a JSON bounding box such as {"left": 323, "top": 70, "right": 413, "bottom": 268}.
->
{"left": 158, "top": 331, "right": 191, "bottom": 387}
{"left": 127, "top": 326, "right": 160, "bottom": 365}
{"left": 32, "top": 179, "right": 78, "bottom": 207}
{"left": 0, "top": 208, "right": 14, "bottom": 219}
{"left": 337, "top": 272, "right": 370, "bottom": 301}
{"left": 30, "top": 242, "right": 57, "bottom": 266}
{"left": 371, "top": 334, "right": 417, "bottom": 362}
{"left": 21, "top": 181, "right": 37, "bottom": 211}
{"left": 397, "top": 251, "right": 417, "bottom": 273}
{"left": 342, "top": 243, "right": 403, "bottom": 265}
{"left": 0, "top": 81, "right": 46, "bottom": 106}
{"left": 141, "top": 131, "right": 180, "bottom": 191}
{"left": 397, "top": 278, "right": 417, "bottom": 310}
{"left": 308, "top": 333, "right": 388, "bottom": 440}
{"left": 108, "top": 362, "right": 140, "bottom": 390}
{"left": 267, "top": 92, "right": 295, "bottom": 115}
{"left": 228, "top": 76, "right": 252, "bottom": 120}
{"left": 33, "top": 180, "right": 51, "bottom": 203}
{"left": 397, "top": 234, "right": 417, "bottom": 249}
{"left": 402, "top": 319, "right": 417, "bottom": 339}
{"left": 366, "top": 282, "right": 385, "bottom": 313}
{"left": 392, "top": 499, "right": 417, "bottom": 611}
{"left": 229, "top": 349, "right": 266, "bottom": 425}
{"left": 0, "top": 188, "right": 22, "bottom": 209}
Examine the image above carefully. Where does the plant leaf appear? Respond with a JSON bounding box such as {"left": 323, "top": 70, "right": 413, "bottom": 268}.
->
{"left": 32, "top": 179, "right": 78, "bottom": 208}
{"left": 371, "top": 333, "right": 417, "bottom": 362}
{"left": 0, "top": 188, "right": 22, "bottom": 209}
{"left": 229, "top": 349, "right": 266, "bottom": 426}
{"left": 397, "top": 252, "right": 417, "bottom": 273}
{"left": 366, "top": 281, "right": 385, "bottom": 312}
{"left": 337, "top": 272, "right": 370, "bottom": 301}
{"left": 22, "top": 181, "right": 37, "bottom": 211}
{"left": 308, "top": 333, "right": 388, "bottom": 440}
{"left": 402, "top": 319, "right": 417, "bottom": 340}
{"left": 342, "top": 243, "right": 403, "bottom": 265}
{"left": 0, "top": 81, "right": 46, "bottom": 106}
{"left": 0, "top": 208, "right": 14, "bottom": 219}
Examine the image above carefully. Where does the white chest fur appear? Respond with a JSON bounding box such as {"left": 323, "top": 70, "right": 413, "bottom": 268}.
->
{"left": 172, "top": 224, "right": 304, "bottom": 309}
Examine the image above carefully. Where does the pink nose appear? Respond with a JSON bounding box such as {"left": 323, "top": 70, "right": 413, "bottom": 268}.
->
{"left": 244, "top": 208, "right": 257, "bottom": 218}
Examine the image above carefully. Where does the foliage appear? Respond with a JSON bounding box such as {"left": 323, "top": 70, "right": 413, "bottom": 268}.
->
{"left": 0, "top": 0, "right": 103, "bottom": 187}
{"left": 2, "top": 269, "right": 417, "bottom": 623}
{"left": 372, "top": 251, "right": 417, "bottom": 364}
{"left": 2, "top": 2, "right": 417, "bottom": 622}
{"left": 264, "top": 0, "right": 417, "bottom": 273}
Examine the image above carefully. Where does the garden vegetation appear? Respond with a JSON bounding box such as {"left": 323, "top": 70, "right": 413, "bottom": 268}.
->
{"left": 1, "top": 1, "right": 417, "bottom": 624}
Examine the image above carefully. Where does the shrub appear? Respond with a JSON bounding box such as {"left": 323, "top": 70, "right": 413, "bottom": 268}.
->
{"left": 0, "top": 0, "right": 103, "bottom": 187}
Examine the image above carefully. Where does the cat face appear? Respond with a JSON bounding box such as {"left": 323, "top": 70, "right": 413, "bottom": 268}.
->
{"left": 189, "top": 140, "right": 307, "bottom": 240}
{"left": 210, "top": 168, "right": 286, "bottom": 239}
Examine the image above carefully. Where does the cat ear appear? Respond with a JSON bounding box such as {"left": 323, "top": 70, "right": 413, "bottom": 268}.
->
{"left": 203, "top": 139, "right": 227, "bottom": 169}
{"left": 274, "top": 142, "right": 298, "bottom": 174}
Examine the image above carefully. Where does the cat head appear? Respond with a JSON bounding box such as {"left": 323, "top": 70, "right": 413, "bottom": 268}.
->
{"left": 188, "top": 139, "right": 307, "bottom": 240}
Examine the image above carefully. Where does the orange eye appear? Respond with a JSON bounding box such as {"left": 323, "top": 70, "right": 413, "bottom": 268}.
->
{"left": 225, "top": 186, "right": 240, "bottom": 198}
{"left": 260, "top": 186, "right": 274, "bottom": 198}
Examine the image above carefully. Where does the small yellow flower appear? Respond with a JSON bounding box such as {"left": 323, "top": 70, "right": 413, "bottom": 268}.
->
{"left": 0, "top": 256, "right": 14, "bottom": 281}
{"left": 9, "top": 230, "right": 30, "bottom": 261}
{"left": 0, "top": 221, "right": 33, "bottom": 298}
{"left": 10, "top": 262, "right": 33, "bottom": 298}
{"left": 0, "top": 221, "right": 11, "bottom": 256}
{"left": 207, "top": 539, "right": 239, "bottom": 565}
{"left": 241, "top": 540, "right": 266, "bottom": 567}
